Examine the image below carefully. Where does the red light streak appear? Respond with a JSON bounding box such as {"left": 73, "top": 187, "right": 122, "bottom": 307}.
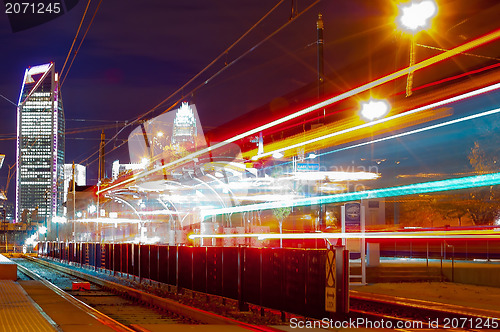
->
{"left": 189, "top": 229, "right": 500, "bottom": 241}
{"left": 98, "top": 28, "right": 500, "bottom": 195}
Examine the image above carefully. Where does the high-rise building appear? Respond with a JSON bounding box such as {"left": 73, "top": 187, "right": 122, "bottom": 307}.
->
{"left": 16, "top": 63, "right": 64, "bottom": 232}
{"left": 63, "top": 163, "right": 86, "bottom": 201}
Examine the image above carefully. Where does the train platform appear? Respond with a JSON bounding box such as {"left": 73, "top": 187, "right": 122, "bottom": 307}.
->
{"left": 350, "top": 257, "right": 500, "bottom": 326}
{"left": 1, "top": 279, "right": 271, "bottom": 331}
{"left": 3, "top": 278, "right": 499, "bottom": 332}
{"left": 0, "top": 280, "right": 57, "bottom": 332}
{"left": 2, "top": 255, "right": 500, "bottom": 331}
{"left": 0, "top": 278, "right": 125, "bottom": 332}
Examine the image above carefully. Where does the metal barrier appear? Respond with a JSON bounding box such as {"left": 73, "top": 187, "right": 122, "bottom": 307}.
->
{"left": 40, "top": 242, "right": 343, "bottom": 319}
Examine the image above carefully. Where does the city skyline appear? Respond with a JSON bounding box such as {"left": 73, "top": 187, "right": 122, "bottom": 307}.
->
{"left": 1, "top": 0, "right": 499, "bottom": 204}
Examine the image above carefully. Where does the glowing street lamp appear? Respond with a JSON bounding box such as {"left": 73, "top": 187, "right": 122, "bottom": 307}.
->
{"left": 359, "top": 98, "right": 391, "bottom": 122}
{"left": 140, "top": 157, "right": 149, "bottom": 168}
{"left": 397, "top": 0, "right": 437, "bottom": 33}
{"left": 396, "top": 0, "right": 438, "bottom": 97}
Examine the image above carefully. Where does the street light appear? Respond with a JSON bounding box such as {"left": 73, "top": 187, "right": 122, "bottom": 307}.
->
{"left": 396, "top": 0, "right": 438, "bottom": 97}
{"left": 359, "top": 98, "right": 391, "bottom": 122}
{"left": 397, "top": 0, "right": 437, "bottom": 33}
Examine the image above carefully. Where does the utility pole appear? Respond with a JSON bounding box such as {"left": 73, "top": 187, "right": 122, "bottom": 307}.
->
{"left": 97, "top": 131, "right": 105, "bottom": 243}
{"left": 72, "top": 162, "right": 76, "bottom": 245}
{"left": 316, "top": 13, "right": 325, "bottom": 239}
{"left": 98, "top": 130, "right": 105, "bottom": 183}
{"left": 317, "top": 13, "right": 324, "bottom": 102}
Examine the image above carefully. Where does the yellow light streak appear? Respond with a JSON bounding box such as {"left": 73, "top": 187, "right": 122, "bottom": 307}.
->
{"left": 98, "top": 28, "right": 500, "bottom": 195}
{"left": 189, "top": 233, "right": 262, "bottom": 240}
{"left": 243, "top": 106, "right": 452, "bottom": 160}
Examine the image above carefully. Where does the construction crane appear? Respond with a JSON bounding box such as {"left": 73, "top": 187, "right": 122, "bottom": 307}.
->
{"left": 1, "top": 161, "right": 16, "bottom": 201}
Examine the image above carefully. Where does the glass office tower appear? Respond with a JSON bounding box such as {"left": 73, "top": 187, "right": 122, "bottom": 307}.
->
{"left": 16, "top": 63, "right": 64, "bottom": 236}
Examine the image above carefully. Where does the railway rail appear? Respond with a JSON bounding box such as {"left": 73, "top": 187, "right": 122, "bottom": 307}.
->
{"left": 14, "top": 257, "right": 284, "bottom": 331}
{"left": 16, "top": 255, "right": 500, "bottom": 331}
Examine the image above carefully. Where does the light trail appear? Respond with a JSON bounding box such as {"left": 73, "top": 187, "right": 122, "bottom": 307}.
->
{"left": 321, "top": 104, "right": 500, "bottom": 157}
{"left": 189, "top": 233, "right": 261, "bottom": 239}
{"left": 200, "top": 172, "right": 500, "bottom": 218}
{"left": 97, "top": 28, "right": 500, "bottom": 195}
{"left": 188, "top": 229, "right": 500, "bottom": 241}
{"left": 251, "top": 82, "right": 500, "bottom": 160}
{"left": 76, "top": 217, "right": 141, "bottom": 224}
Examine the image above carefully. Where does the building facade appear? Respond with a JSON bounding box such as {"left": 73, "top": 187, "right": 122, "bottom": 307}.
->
{"left": 16, "top": 63, "right": 64, "bottom": 232}
{"left": 63, "top": 163, "right": 86, "bottom": 216}
{"left": 63, "top": 164, "right": 86, "bottom": 198}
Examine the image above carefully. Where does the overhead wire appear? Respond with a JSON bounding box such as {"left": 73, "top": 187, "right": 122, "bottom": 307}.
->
{"left": 65, "top": 123, "right": 124, "bottom": 135}
{"left": 189, "top": 0, "right": 321, "bottom": 94}
{"left": 133, "top": 0, "right": 287, "bottom": 124}
{"left": 0, "top": 93, "right": 17, "bottom": 106}
{"left": 82, "top": 0, "right": 321, "bottom": 170}
{"left": 61, "top": 0, "right": 103, "bottom": 87}
{"left": 60, "top": 0, "right": 92, "bottom": 79}
{"left": 67, "top": 119, "right": 127, "bottom": 123}
{"left": 77, "top": 0, "right": 291, "bottom": 168}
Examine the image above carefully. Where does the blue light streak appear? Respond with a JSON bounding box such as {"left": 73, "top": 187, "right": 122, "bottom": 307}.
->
{"left": 201, "top": 172, "right": 500, "bottom": 219}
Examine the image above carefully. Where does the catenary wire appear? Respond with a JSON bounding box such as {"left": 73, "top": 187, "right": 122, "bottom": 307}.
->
{"left": 76, "top": 0, "right": 292, "bottom": 167}
{"left": 61, "top": 0, "right": 103, "bottom": 87}
{"left": 60, "top": 0, "right": 92, "bottom": 78}
{"left": 78, "top": 1, "right": 321, "bottom": 169}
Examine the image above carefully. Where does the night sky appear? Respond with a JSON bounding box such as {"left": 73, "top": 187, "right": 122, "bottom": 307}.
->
{"left": 1, "top": 0, "right": 499, "bottom": 200}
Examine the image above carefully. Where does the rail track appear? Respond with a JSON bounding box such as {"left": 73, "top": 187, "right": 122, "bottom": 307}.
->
{"left": 14, "top": 257, "right": 284, "bottom": 331}
{"left": 15, "top": 256, "right": 500, "bottom": 331}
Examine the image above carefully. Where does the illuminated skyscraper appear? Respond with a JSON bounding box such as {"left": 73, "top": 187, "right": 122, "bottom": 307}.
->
{"left": 63, "top": 163, "right": 86, "bottom": 202}
{"left": 16, "top": 63, "right": 64, "bottom": 231}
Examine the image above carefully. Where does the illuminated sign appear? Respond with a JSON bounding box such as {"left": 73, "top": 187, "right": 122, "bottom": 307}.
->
{"left": 344, "top": 202, "right": 361, "bottom": 229}
{"left": 296, "top": 163, "right": 320, "bottom": 172}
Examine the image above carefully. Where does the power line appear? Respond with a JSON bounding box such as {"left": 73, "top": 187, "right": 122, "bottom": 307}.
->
{"left": 76, "top": 0, "right": 321, "bottom": 169}
{"left": 61, "top": 0, "right": 103, "bottom": 87}
{"left": 131, "top": 0, "right": 287, "bottom": 125}
{"left": 417, "top": 43, "right": 500, "bottom": 61}
{"left": 60, "top": 0, "right": 92, "bottom": 78}
{"left": 66, "top": 119, "right": 127, "bottom": 123}
{"left": 76, "top": 0, "right": 289, "bottom": 168}
{"left": 65, "top": 123, "right": 125, "bottom": 135}
{"left": 0, "top": 93, "right": 17, "bottom": 106}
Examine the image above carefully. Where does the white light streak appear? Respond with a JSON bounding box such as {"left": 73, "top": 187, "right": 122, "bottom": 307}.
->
{"left": 326, "top": 105, "right": 500, "bottom": 157}
{"left": 98, "top": 29, "right": 500, "bottom": 195}
{"left": 288, "top": 171, "right": 379, "bottom": 182}
{"left": 75, "top": 217, "right": 141, "bottom": 224}
{"left": 255, "top": 82, "right": 500, "bottom": 160}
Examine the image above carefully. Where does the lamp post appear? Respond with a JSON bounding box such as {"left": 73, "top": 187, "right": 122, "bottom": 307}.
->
{"left": 359, "top": 98, "right": 391, "bottom": 122}
{"left": 396, "top": 0, "right": 438, "bottom": 97}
